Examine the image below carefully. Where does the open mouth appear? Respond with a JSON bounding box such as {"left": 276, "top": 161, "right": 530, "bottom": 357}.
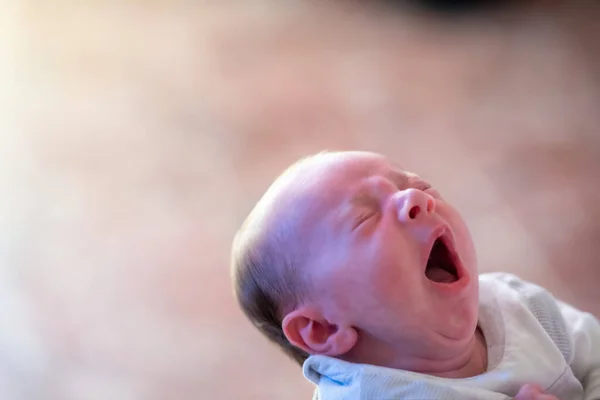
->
{"left": 425, "top": 237, "right": 460, "bottom": 283}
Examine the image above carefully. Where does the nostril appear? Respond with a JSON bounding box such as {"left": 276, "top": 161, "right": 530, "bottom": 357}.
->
{"left": 409, "top": 205, "right": 420, "bottom": 219}
{"left": 427, "top": 198, "right": 435, "bottom": 213}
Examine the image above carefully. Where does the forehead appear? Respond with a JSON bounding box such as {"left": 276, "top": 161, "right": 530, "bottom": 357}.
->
{"left": 263, "top": 152, "right": 418, "bottom": 267}
{"left": 280, "top": 152, "right": 417, "bottom": 219}
{"left": 304, "top": 152, "right": 416, "bottom": 192}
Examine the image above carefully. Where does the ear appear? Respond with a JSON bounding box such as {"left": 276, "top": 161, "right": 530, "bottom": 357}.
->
{"left": 282, "top": 307, "right": 357, "bottom": 357}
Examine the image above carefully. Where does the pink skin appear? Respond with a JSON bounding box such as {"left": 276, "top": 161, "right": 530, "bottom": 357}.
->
{"left": 281, "top": 151, "right": 486, "bottom": 378}
{"left": 515, "top": 384, "right": 560, "bottom": 400}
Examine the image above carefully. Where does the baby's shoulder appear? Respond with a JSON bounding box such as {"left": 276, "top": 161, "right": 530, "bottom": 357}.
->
{"left": 479, "top": 272, "right": 572, "bottom": 362}
{"left": 479, "top": 272, "right": 550, "bottom": 297}
{"left": 479, "top": 272, "right": 561, "bottom": 311}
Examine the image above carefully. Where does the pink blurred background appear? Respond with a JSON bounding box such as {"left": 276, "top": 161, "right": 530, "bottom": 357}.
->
{"left": 1, "top": 1, "right": 599, "bottom": 399}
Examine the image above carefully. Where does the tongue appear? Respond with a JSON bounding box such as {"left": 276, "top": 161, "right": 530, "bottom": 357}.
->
{"left": 425, "top": 265, "right": 456, "bottom": 283}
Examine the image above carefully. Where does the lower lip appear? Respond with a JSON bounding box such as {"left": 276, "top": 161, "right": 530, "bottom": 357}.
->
{"left": 425, "top": 255, "right": 470, "bottom": 294}
{"left": 424, "top": 231, "right": 470, "bottom": 293}
{"left": 426, "top": 273, "right": 470, "bottom": 294}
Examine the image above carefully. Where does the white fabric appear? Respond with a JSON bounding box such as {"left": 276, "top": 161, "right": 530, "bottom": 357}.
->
{"left": 303, "top": 273, "right": 600, "bottom": 400}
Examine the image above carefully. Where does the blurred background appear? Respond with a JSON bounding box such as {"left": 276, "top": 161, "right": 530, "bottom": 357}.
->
{"left": 1, "top": 1, "right": 599, "bottom": 399}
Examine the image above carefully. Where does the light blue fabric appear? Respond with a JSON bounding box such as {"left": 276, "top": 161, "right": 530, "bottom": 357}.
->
{"left": 302, "top": 273, "right": 585, "bottom": 400}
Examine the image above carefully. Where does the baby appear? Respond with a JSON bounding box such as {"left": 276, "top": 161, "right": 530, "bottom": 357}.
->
{"left": 231, "top": 150, "right": 600, "bottom": 400}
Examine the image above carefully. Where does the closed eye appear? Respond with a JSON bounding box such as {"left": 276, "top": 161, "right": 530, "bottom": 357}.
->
{"left": 352, "top": 211, "right": 377, "bottom": 230}
{"left": 412, "top": 179, "right": 442, "bottom": 199}
{"left": 418, "top": 183, "right": 442, "bottom": 198}
{"left": 413, "top": 179, "right": 431, "bottom": 191}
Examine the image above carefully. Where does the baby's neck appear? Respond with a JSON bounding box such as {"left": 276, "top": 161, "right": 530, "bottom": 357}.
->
{"left": 342, "top": 326, "right": 488, "bottom": 378}
{"left": 429, "top": 327, "right": 488, "bottom": 378}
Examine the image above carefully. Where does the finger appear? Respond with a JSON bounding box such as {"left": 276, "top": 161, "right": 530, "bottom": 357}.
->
{"left": 515, "top": 384, "right": 543, "bottom": 400}
{"left": 536, "top": 395, "right": 559, "bottom": 400}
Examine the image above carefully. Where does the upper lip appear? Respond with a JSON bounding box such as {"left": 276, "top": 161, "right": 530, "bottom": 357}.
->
{"left": 423, "top": 223, "right": 460, "bottom": 276}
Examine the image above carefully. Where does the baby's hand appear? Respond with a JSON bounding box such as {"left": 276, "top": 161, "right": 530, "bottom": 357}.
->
{"left": 514, "top": 384, "right": 559, "bottom": 400}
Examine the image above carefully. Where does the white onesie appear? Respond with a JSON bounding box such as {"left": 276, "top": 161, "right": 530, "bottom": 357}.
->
{"left": 304, "top": 273, "right": 600, "bottom": 400}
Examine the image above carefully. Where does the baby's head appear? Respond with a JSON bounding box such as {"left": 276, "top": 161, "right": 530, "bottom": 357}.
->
{"left": 231, "top": 151, "right": 480, "bottom": 372}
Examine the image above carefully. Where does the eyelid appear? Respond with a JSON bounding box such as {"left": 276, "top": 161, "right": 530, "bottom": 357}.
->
{"left": 352, "top": 211, "right": 376, "bottom": 230}
{"left": 415, "top": 182, "right": 431, "bottom": 191}
{"left": 422, "top": 185, "right": 442, "bottom": 199}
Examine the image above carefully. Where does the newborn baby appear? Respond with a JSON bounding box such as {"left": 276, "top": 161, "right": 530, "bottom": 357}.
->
{"left": 231, "top": 151, "right": 600, "bottom": 400}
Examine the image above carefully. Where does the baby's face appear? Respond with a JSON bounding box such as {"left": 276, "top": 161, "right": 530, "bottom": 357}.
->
{"left": 296, "top": 151, "right": 479, "bottom": 362}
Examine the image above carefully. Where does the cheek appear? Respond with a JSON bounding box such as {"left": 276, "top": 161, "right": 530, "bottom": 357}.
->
{"left": 327, "top": 231, "right": 421, "bottom": 318}
{"left": 365, "top": 229, "right": 427, "bottom": 298}
{"left": 456, "top": 223, "right": 477, "bottom": 271}
{"left": 331, "top": 259, "right": 405, "bottom": 317}
{"left": 439, "top": 205, "right": 477, "bottom": 268}
{"left": 364, "top": 261, "right": 423, "bottom": 317}
{"left": 361, "top": 241, "right": 410, "bottom": 292}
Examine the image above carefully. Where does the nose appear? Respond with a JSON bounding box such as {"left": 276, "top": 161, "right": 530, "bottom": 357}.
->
{"left": 395, "top": 188, "right": 435, "bottom": 223}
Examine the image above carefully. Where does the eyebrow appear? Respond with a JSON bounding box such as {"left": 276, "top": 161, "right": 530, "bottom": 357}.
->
{"left": 385, "top": 169, "right": 410, "bottom": 189}
{"left": 337, "top": 167, "right": 417, "bottom": 225}
{"left": 348, "top": 168, "right": 409, "bottom": 207}
{"left": 334, "top": 187, "right": 378, "bottom": 230}
{"left": 349, "top": 190, "right": 380, "bottom": 209}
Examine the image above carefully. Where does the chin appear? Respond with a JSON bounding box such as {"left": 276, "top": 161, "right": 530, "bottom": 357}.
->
{"left": 438, "top": 287, "right": 480, "bottom": 342}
